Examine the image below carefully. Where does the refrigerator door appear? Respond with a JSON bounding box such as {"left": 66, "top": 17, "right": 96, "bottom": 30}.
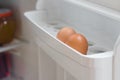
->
{"left": 25, "top": 0, "right": 120, "bottom": 80}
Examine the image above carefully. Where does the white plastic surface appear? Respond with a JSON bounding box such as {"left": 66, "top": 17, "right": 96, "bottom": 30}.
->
{"left": 113, "top": 35, "right": 120, "bottom": 80}
{"left": 25, "top": 0, "right": 120, "bottom": 80}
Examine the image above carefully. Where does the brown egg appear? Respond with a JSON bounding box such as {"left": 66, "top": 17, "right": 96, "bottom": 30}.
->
{"left": 66, "top": 33, "right": 88, "bottom": 55}
{"left": 57, "top": 27, "right": 76, "bottom": 43}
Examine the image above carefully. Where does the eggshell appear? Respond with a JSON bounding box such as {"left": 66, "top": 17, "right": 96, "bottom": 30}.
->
{"left": 66, "top": 33, "right": 88, "bottom": 55}
{"left": 57, "top": 27, "right": 76, "bottom": 43}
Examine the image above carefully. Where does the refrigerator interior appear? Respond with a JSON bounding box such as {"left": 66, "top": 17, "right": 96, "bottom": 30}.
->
{"left": 0, "top": 0, "right": 40, "bottom": 80}
{"left": 0, "top": 0, "right": 120, "bottom": 80}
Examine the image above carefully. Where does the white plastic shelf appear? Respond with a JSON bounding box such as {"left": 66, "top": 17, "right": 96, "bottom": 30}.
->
{"left": 0, "top": 39, "right": 25, "bottom": 53}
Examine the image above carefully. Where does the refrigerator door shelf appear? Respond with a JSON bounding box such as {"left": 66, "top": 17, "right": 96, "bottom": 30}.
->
{"left": 0, "top": 39, "right": 25, "bottom": 53}
{"left": 24, "top": 10, "right": 113, "bottom": 56}
{"left": 25, "top": 10, "right": 113, "bottom": 80}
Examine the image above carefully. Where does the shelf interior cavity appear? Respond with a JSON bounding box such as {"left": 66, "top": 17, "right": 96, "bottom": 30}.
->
{"left": 37, "top": 21, "right": 111, "bottom": 55}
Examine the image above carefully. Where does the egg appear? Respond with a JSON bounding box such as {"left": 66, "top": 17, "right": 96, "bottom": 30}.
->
{"left": 57, "top": 27, "right": 76, "bottom": 43}
{"left": 66, "top": 33, "right": 88, "bottom": 55}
